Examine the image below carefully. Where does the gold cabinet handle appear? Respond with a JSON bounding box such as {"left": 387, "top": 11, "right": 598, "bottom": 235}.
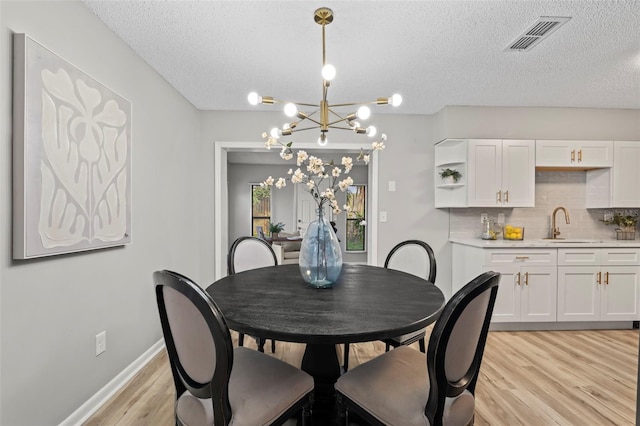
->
{"left": 578, "top": 149, "right": 583, "bottom": 162}
{"left": 515, "top": 256, "right": 530, "bottom": 260}
{"left": 604, "top": 271, "right": 609, "bottom": 285}
{"left": 497, "top": 190, "right": 502, "bottom": 203}
{"left": 597, "top": 271, "right": 602, "bottom": 285}
{"left": 505, "top": 190, "right": 509, "bottom": 203}
{"left": 571, "top": 150, "right": 576, "bottom": 162}
{"left": 524, "top": 272, "right": 529, "bottom": 285}
{"left": 516, "top": 272, "right": 521, "bottom": 286}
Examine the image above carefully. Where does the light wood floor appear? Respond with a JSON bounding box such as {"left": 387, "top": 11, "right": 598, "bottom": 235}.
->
{"left": 85, "top": 329, "right": 639, "bottom": 425}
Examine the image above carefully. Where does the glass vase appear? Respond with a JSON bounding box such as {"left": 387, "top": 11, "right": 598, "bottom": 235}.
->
{"left": 299, "top": 207, "right": 343, "bottom": 288}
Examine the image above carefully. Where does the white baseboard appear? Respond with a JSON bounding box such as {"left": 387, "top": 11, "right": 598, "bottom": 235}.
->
{"left": 59, "top": 339, "right": 165, "bottom": 426}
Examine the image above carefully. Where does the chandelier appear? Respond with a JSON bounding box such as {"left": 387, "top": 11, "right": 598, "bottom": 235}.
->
{"left": 247, "top": 7, "right": 402, "bottom": 146}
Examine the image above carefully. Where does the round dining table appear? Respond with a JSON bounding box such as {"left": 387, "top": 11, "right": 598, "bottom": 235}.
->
{"left": 206, "top": 263, "right": 445, "bottom": 421}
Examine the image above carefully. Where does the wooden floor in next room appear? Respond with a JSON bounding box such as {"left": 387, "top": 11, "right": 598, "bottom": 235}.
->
{"left": 84, "top": 328, "right": 639, "bottom": 426}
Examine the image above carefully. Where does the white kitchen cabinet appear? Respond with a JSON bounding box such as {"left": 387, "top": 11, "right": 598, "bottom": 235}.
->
{"left": 451, "top": 245, "right": 557, "bottom": 323}
{"left": 481, "top": 249, "right": 557, "bottom": 322}
{"left": 435, "top": 139, "right": 535, "bottom": 208}
{"left": 488, "top": 265, "right": 557, "bottom": 322}
{"left": 557, "top": 248, "right": 640, "bottom": 321}
{"left": 586, "top": 141, "right": 640, "bottom": 208}
{"left": 536, "top": 140, "right": 613, "bottom": 169}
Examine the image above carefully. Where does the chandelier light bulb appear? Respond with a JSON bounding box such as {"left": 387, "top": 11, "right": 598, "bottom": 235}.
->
{"left": 270, "top": 127, "right": 281, "bottom": 139}
{"left": 366, "top": 126, "right": 377, "bottom": 137}
{"left": 284, "top": 103, "right": 298, "bottom": 117}
{"left": 356, "top": 106, "right": 371, "bottom": 120}
{"left": 390, "top": 93, "right": 403, "bottom": 107}
{"left": 318, "top": 134, "right": 328, "bottom": 146}
{"left": 248, "top": 92, "right": 261, "bottom": 105}
{"left": 322, "top": 64, "right": 336, "bottom": 81}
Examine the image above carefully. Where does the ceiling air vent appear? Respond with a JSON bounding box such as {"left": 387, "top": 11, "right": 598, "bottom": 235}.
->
{"left": 504, "top": 16, "right": 571, "bottom": 52}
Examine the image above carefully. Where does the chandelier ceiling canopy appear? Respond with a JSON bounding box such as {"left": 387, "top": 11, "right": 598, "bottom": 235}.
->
{"left": 248, "top": 7, "right": 402, "bottom": 146}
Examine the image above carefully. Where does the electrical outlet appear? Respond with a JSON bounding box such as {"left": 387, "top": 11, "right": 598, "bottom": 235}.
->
{"left": 497, "top": 213, "right": 505, "bottom": 224}
{"left": 96, "top": 331, "right": 106, "bottom": 356}
{"left": 480, "top": 213, "right": 488, "bottom": 223}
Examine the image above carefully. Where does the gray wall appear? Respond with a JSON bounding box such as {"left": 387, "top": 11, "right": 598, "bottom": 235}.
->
{"left": 0, "top": 1, "right": 208, "bottom": 424}
{"left": 201, "top": 111, "right": 447, "bottom": 286}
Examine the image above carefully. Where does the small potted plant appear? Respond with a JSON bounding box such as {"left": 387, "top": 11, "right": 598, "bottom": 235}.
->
{"left": 602, "top": 211, "right": 638, "bottom": 240}
{"left": 269, "top": 221, "right": 285, "bottom": 238}
{"left": 439, "top": 168, "right": 462, "bottom": 184}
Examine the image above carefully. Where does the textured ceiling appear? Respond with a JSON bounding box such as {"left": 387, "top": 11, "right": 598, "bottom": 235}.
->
{"left": 83, "top": 1, "right": 640, "bottom": 115}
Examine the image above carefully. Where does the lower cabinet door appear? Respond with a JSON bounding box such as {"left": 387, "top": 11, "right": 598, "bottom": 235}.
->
{"left": 600, "top": 267, "right": 640, "bottom": 321}
{"left": 520, "top": 267, "right": 557, "bottom": 322}
{"left": 487, "top": 267, "right": 520, "bottom": 322}
{"left": 557, "top": 267, "right": 599, "bottom": 321}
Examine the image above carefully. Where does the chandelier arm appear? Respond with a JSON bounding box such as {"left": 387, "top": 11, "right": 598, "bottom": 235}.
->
{"left": 327, "top": 125, "right": 357, "bottom": 131}
{"left": 289, "top": 126, "right": 323, "bottom": 133}
{"left": 269, "top": 99, "right": 321, "bottom": 108}
{"left": 329, "top": 100, "right": 384, "bottom": 108}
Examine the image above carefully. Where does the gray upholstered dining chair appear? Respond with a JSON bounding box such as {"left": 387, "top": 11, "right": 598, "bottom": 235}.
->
{"left": 228, "top": 236, "right": 278, "bottom": 353}
{"left": 154, "top": 270, "right": 313, "bottom": 426}
{"left": 335, "top": 271, "right": 500, "bottom": 426}
{"left": 342, "top": 240, "right": 437, "bottom": 372}
{"left": 382, "top": 239, "right": 437, "bottom": 352}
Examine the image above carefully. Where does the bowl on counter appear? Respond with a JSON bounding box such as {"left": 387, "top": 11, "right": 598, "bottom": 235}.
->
{"left": 504, "top": 225, "right": 524, "bottom": 240}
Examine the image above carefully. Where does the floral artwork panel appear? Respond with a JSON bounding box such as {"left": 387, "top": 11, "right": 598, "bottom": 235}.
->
{"left": 13, "top": 34, "right": 131, "bottom": 259}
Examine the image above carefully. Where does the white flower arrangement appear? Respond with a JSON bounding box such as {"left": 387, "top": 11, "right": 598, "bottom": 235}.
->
{"left": 261, "top": 134, "right": 386, "bottom": 214}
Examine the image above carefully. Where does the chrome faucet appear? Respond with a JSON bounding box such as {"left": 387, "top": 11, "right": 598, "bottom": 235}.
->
{"left": 551, "top": 207, "right": 570, "bottom": 239}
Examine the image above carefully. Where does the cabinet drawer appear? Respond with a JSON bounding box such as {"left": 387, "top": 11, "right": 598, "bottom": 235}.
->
{"left": 484, "top": 249, "right": 557, "bottom": 266}
{"left": 557, "top": 249, "right": 601, "bottom": 266}
{"left": 600, "top": 248, "right": 640, "bottom": 266}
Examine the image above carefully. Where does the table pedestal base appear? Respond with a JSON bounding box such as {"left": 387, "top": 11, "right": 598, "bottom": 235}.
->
{"left": 301, "top": 343, "right": 342, "bottom": 425}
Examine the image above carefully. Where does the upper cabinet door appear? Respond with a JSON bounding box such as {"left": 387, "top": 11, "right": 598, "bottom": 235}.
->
{"left": 612, "top": 141, "right": 640, "bottom": 207}
{"left": 502, "top": 140, "right": 535, "bottom": 207}
{"left": 578, "top": 141, "right": 613, "bottom": 168}
{"left": 467, "top": 139, "right": 502, "bottom": 206}
{"left": 536, "top": 140, "right": 613, "bottom": 168}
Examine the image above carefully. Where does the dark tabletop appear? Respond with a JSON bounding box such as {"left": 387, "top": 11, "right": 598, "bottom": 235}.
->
{"left": 206, "top": 263, "right": 445, "bottom": 345}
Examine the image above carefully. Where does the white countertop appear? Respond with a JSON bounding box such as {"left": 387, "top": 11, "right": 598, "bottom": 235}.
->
{"left": 450, "top": 237, "right": 640, "bottom": 248}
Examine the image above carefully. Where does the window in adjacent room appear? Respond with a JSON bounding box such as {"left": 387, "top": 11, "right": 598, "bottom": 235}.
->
{"left": 251, "top": 184, "right": 271, "bottom": 237}
{"left": 345, "top": 185, "right": 366, "bottom": 252}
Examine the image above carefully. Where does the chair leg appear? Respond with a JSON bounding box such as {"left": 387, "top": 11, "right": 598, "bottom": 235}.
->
{"left": 419, "top": 337, "right": 426, "bottom": 353}
{"left": 385, "top": 342, "right": 391, "bottom": 352}
{"left": 336, "top": 392, "right": 348, "bottom": 426}
{"left": 343, "top": 343, "right": 350, "bottom": 372}
{"left": 301, "top": 400, "right": 312, "bottom": 426}
{"left": 271, "top": 339, "right": 276, "bottom": 353}
{"left": 238, "top": 333, "right": 245, "bottom": 347}
{"left": 257, "top": 338, "right": 265, "bottom": 353}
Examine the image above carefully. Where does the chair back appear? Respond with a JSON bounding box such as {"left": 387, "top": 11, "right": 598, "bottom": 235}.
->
{"left": 384, "top": 240, "right": 437, "bottom": 283}
{"left": 154, "top": 270, "right": 233, "bottom": 425}
{"left": 425, "top": 271, "right": 500, "bottom": 426}
{"left": 228, "top": 236, "right": 277, "bottom": 274}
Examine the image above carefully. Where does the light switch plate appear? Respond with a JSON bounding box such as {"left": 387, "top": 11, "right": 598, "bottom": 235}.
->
{"left": 388, "top": 181, "right": 396, "bottom": 192}
{"left": 379, "top": 211, "right": 388, "bottom": 222}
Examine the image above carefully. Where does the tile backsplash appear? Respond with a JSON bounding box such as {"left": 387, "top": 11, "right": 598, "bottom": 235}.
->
{"left": 449, "top": 171, "right": 638, "bottom": 240}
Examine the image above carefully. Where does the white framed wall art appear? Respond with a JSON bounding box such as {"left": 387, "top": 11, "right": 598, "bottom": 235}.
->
{"left": 13, "top": 34, "right": 132, "bottom": 259}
